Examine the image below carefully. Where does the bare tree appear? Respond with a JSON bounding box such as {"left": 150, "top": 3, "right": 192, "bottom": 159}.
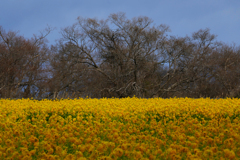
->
{"left": 0, "top": 26, "right": 52, "bottom": 98}
{"left": 1, "top": 14, "right": 240, "bottom": 99}
{"left": 51, "top": 13, "right": 214, "bottom": 98}
{"left": 209, "top": 44, "right": 240, "bottom": 98}
{"left": 48, "top": 41, "right": 90, "bottom": 98}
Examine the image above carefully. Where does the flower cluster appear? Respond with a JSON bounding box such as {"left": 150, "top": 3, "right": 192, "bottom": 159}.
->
{"left": 0, "top": 97, "right": 240, "bottom": 159}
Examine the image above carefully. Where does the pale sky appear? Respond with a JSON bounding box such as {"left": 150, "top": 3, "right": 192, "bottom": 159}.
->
{"left": 1, "top": 0, "right": 240, "bottom": 46}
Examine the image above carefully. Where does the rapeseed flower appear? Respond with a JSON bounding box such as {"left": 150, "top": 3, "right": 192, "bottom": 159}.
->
{"left": 134, "top": 151, "right": 143, "bottom": 159}
{"left": 0, "top": 98, "right": 239, "bottom": 159}
{"left": 98, "top": 156, "right": 112, "bottom": 160}
{"left": 224, "top": 149, "right": 236, "bottom": 160}
{"left": 203, "top": 149, "right": 213, "bottom": 158}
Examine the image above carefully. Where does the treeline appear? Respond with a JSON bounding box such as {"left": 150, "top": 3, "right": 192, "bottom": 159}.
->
{"left": 1, "top": 13, "right": 240, "bottom": 99}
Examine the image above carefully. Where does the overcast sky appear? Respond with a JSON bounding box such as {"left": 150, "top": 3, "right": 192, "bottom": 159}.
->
{"left": 1, "top": 0, "right": 240, "bottom": 46}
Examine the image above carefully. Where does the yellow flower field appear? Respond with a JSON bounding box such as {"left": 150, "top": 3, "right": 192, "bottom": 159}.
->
{"left": 0, "top": 97, "right": 240, "bottom": 160}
